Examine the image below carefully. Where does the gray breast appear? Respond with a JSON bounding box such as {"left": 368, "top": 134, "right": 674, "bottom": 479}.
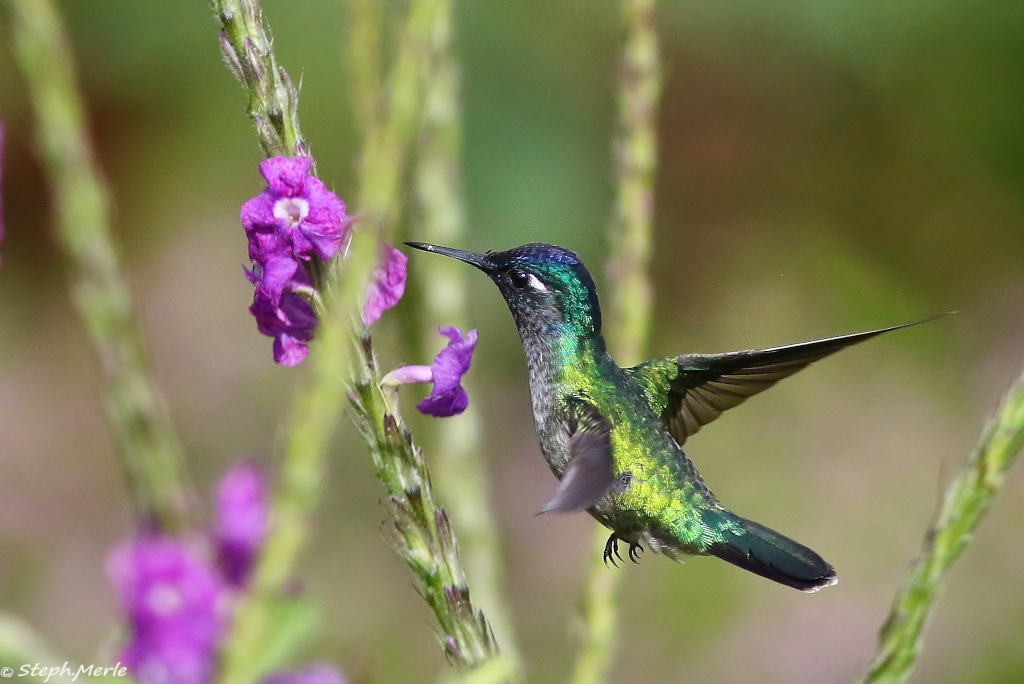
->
{"left": 520, "top": 332, "right": 572, "bottom": 477}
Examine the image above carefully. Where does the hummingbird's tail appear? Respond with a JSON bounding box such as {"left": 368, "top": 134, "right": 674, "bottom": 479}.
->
{"left": 704, "top": 511, "right": 838, "bottom": 592}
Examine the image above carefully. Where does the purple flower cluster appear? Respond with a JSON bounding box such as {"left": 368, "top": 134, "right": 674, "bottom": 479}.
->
{"left": 236, "top": 157, "right": 476, "bottom": 413}
{"left": 108, "top": 539, "right": 225, "bottom": 684}
{"left": 108, "top": 463, "right": 345, "bottom": 684}
{"left": 241, "top": 157, "right": 350, "bottom": 365}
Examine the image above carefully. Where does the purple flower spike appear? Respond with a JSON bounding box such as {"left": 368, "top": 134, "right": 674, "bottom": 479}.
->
{"left": 241, "top": 156, "right": 350, "bottom": 263}
{"left": 215, "top": 462, "right": 268, "bottom": 587}
{"left": 417, "top": 327, "right": 478, "bottom": 417}
{"left": 107, "top": 538, "right": 225, "bottom": 684}
{"left": 362, "top": 243, "right": 408, "bottom": 326}
{"left": 264, "top": 664, "right": 347, "bottom": 684}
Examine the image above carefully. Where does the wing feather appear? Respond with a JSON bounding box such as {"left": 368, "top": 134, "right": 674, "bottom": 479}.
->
{"left": 626, "top": 320, "right": 934, "bottom": 447}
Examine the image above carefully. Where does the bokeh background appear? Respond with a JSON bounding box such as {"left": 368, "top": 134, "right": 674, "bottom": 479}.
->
{"left": 2, "top": 1, "right": 1024, "bottom": 682}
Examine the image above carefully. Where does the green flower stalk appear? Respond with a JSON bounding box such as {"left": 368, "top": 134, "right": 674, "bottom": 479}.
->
{"left": 351, "top": 0, "right": 437, "bottom": 243}
{"left": 412, "top": 0, "right": 521, "bottom": 669}
{"left": 861, "top": 368, "right": 1024, "bottom": 684}
{"left": 213, "top": 0, "right": 331, "bottom": 290}
{"left": 213, "top": 0, "right": 307, "bottom": 160}
{"left": 213, "top": 0, "right": 507, "bottom": 678}
{"left": 347, "top": 0, "right": 382, "bottom": 143}
{"left": 4, "top": 0, "right": 193, "bottom": 533}
{"left": 211, "top": 1, "right": 354, "bottom": 680}
{"left": 574, "top": 1, "right": 661, "bottom": 682}
{"left": 350, "top": 334, "right": 502, "bottom": 668}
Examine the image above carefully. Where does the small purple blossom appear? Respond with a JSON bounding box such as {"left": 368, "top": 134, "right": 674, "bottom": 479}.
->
{"left": 384, "top": 326, "right": 478, "bottom": 417}
{"left": 215, "top": 462, "right": 268, "bottom": 587}
{"left": 264, "top": 664, "right": 347, "bottom": 684}
{"left": 361, "top": 243, "right": 408, "bottom": 326}
{"left": 107, "top": 538, "right": 225, "bottom": 684}
{"left": 248, "top": 266, "right": 318, "bottom": 367}
{"left": 241, "top": 156, "right": 349, "bottom": 264}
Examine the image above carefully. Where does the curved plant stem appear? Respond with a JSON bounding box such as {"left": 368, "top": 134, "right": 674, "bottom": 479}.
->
{"left": 347, "top": 0, "right": 510, "bottom": 672}
{"left": 4, "top": 0, "right": 193, "bottom": 533}
{"left": 573, "top": 1, "right": 661, "bottom": 683}
{"left": 212, "top": 2, "right": 371, "bottom": 683}
{"left": 860, "top": 369, "right": 1024, "bottom": 684}
{"left": 350, "top": 334, "right": 502, "bottom": 668}
{"left": 213, "top": 0, "right": 506, "bottom": 679}
{"left": 413, "top": 0, "right": 521, "bottom": 671}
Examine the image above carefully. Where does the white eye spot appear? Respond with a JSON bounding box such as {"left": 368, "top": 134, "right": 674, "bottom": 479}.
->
{"left": 273, "top": 197, "right": 310, "bottom": 226}
{"left": 526, "top": 273, "right": 547, "bottom": 292}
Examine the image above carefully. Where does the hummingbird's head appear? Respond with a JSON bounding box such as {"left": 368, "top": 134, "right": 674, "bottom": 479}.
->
{"left": 405, "top": 242, "right": 603, "bottom": 340}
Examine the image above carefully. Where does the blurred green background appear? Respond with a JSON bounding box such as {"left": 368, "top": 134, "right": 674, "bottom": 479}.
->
{"left": 2, "top": 1, "right": 1024, "bottom": 682}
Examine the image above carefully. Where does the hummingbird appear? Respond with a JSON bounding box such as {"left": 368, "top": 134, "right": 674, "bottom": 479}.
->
{"left": 406, "top": 241, "right": 922, "bottom": 592}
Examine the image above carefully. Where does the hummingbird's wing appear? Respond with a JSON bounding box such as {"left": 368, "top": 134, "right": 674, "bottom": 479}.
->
{"left": 540, "top": 398, "right": 615, "bottom": 514}
{"left": 625, "top": 321, "right": 926, "bottom": 447}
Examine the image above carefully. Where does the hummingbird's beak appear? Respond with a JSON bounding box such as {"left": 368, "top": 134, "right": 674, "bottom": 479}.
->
{"left": 405, "top": 242, "right": 494, "bottom": 273}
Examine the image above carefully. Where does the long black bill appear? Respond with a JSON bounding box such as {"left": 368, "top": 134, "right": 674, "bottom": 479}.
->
{"left": 405, "top": 241, "right": 494, "bottom": 273}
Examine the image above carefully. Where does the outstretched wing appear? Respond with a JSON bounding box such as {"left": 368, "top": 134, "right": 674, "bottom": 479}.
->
{"left": 625, "top": 321, "right": 929, "bottom": 447}
{"left": 540, "top": 398, "right": 614, "bottom": 514}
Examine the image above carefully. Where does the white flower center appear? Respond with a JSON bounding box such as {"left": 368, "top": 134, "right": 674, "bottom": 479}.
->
{"left": 273, "top": 197, "right": 310, "bottom": 226}
{"left": 145, "top": 583, "right": 184, "bottom": 616}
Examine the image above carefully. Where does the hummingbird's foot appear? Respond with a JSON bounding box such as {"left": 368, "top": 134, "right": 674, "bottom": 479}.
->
{"left": 603, "top": 534, "right": 624, "bottom": 568}
{"left": 628, "top": 541, "right": 644, "bottom": 564}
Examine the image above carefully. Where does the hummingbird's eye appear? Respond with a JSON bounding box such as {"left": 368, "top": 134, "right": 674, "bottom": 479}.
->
{"left": 508, "top": 269, "right": 531, "bottom": 289}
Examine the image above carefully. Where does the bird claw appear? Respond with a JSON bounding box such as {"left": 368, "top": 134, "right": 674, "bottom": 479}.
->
{"left": 628, "top": 542, "right": 644, "bottom": 564}
{"left": 603, "top": 534, "right": 621, "bottom": 568}
{"left": 604, "top": 535, "right": 644, "bottom": 567}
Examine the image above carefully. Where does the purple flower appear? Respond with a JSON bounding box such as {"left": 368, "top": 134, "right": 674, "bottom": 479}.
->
{"left": 240, "top": 156, "right": 350, "bottom": 365}
{"left": 241, "top": 156, "right": 350, "bottom": 264}
{"left": 384, "top": 326, "right": 478, "bottom": 417}
{"left": 248, "top": 266, "right": 318, "bottom": 367}
{"left": 361, "top": 243, "right": 408, "bottom": 326}
{"left": 215, "top": 462, "right": 268, "bottom": 587}
{"left": 264, "top": 664, "right": 346, "bottom": 684}
{"left": 107, "top": 538, "right": 225, "bottom": 684}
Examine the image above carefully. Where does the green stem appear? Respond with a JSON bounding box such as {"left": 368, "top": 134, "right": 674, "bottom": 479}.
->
{"left": 344, "top": 0, "right": 510, "bottom": 672}
{"left": 4, "top": 0, "right": 193, "bottom": 533}
{"left": 603, "top": 0, "right": 661, "bottom": 367}
{"left": 860, "top": 369, "right": 1024, "bottom": 684}
{"left": 211, "top": 3, "right": 362, "bottom": 683}
{"left": 413, "top": 0, "right": 521, "bottom": 671}
{"left": 215, "top": 0, "right": 505, "bottom": 679}
{"left": 212, "top": 0, "right": 329, "bottom": 288}
{"left": 348, "top": 0, "right": 381, "bottom": 143}
{"left": 347, "top": 0, "right": 436, "bottom": 244}
{"left": 350, "top": 335, "right": 504, "bottom": 669}
{"left": 573, "top": 1, "right": 661, "bottom": 683}
{"left": 213, "top": 0, "right": 307, "bottom": 159}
